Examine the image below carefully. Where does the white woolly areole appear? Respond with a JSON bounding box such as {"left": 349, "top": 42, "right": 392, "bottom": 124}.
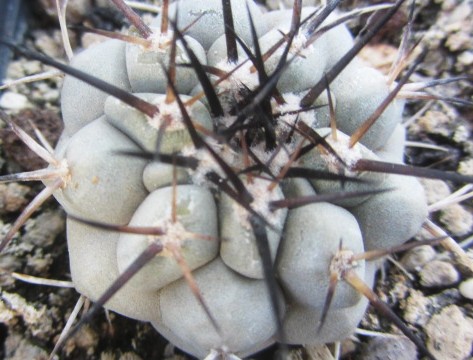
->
{"left": 133, "top": 28, "right": 191, "bottom": 68}
{"left": 273, "top": 93, "right": 316, "bottom": 131}
{"left": 57, "top": 158, "right": 71, "bottom": 188}
{"left": 289, "top": 33, "right": 314, "bottom": 57}
{"left": 250, "top": 142, "right": 294, "bottom": 175}
{"left": 322, "top": 132, "right": 363, "bottom": 174}
{"left": 270, "top": 31, "right": 314, "bottom": 59}
{"left": 148, "top": 29, "right": 173, "bottom": 51}
{"left": 147, "top": 98, "right": 185, "bottom": 130}
{"left": 233, "top": 177, "right": 284, "bottom": 230}
{"left": 181, "top": 139, "right": 238, "bottom": 186}
{"left": 148, "top": 218, "right": 188, "bottom": 257}
{"left": 217, "top": 114, "right": 238, "bottom": 129}
{"left": 329, "top": 249, "right": 358, "bottom": 280}
{"left": 214, "top": 60, "right": 259, "bottom": 97}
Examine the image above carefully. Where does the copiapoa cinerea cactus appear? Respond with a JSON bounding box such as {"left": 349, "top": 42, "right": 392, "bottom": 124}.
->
{"left": 1, "top": 0, "right": 473, "bottom": 359}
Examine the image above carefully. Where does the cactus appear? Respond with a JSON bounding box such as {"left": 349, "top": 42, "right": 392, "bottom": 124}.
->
{"left": 0, "top": 0, "right": 472, "bottom": 359}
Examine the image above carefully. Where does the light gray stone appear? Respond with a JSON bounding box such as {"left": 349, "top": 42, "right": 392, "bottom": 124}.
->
{"left": 400, "top": 245, "right": 436, "bottom": 272}
{"left": 360, "top": 337, "right": 417, "bottom": 360}
{"left": 419, "top": 260, "right": 460, "bottom": 288}
{"left": 459, "top": 278, "right": 473, "bottom": 300}
{"left": 425, "top": 305, "right": 473, "bottom": 360}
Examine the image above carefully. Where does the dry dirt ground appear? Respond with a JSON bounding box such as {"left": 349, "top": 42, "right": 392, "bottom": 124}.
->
{"left": 0, "top": 0, "right": 472, "bottom": 359}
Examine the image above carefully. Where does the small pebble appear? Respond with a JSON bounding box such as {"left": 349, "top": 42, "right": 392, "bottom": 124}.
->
{"left": 360, "top": 336, "right": 417, "bottom": 360}
{"left": 419, "top": 178, "right": 450, "bottom": 205}
{"left": 0, "top": 183, "right": 30, "bottom": 214}
{"left": 412, "top": 110, "right": 453, "bottom": 137}
{"left": 33, "top": 30, "right": 65, "bottom": 58}
{"left": 4, "top": 334, "right": 49, "bottom": 360}
{"left": 429, "top": 288, "right": 462, "bottom": 309}
{"left": 21, "top": 59, "right": 42, "bottom": 76}
{"left": 458, "top": 158, "right": 473, "bottom": 176}
{"left": 459, "top": 278, "right": 473, "bottom": 300}
{"left": 439, "top": 203, "right": 473, "bottom": 236}
{"left": 425, "top": 305, "right": 473, "bottom": 360}
{"left": 26, "top": 253, "right": 52, "bottom": 274}
{"left": 23, "top": 211, "right": 66, "bottom": 247}
{"left": 453, "top": 125, "right": 470, "bottom": 143}
{"left": 400, "top": 245, "right": 436, "bottom": 272}
{"left": 100, "top": 352, "right": 116, "bottom": 360}
{"left": 446, "top": 31, "right": 471, "bottom": 51}
{"left": 419, "top": 260, "right": 459, "bottom": 287}
{"left": 119, "top": 352, "right": 143, "bottom": 360}
{"left": 401, "top": 289, "right": 431, "bottom": 327}
{"left": 39, "top": 0, "right": 92, "bottom": 23}
{"left": 457, "top": 50, "right": 473, "bottom": 71}
{"left": 0, "top": 92, "right": 29, "bottom": 110}
{"left": 65, "top": 325, "right": 99, "bottom": 356}
{"left": 359, "top": 44, "right": 398, "bottom": 74}
{"left": 81, "top": 32, "right": 108, "bottom": 49}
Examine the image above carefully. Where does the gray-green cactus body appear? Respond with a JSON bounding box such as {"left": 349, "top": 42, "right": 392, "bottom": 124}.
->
{"left": 154, "top": 258, "right": 284, "bottom": 358}
{"left": 126, "top": 30, "right": 206, "bottom": 94}
{"left": 351, "top": 174, "right": 428, "bottom": 250}
{"left": 329, "top": 60, "right": 406, "bottom": 150}
{"left": 282, "top": 262, "right": 376, "bottom": 345}
{"left": 117, "top": 185, "right": 219, "bottom": 292}
{"left": 299, "top": 128, "right": 388, "bottom": 207}
{"left": 104, "top": 93, "right": 213, "bottom": 153}
{"left": 67, "top": 218, "right": 162, "bottom": 322}
{"left": 61, "top": 40, "right": 131, "bottom": 136}
{"left": 153, "top": 0, "right": 265, "bottom": 50}
{"left": 278, "top": 200, "right": 365, "bottom": 308}
{"left": 55, "top": 1, "right": 429, "bottom": 358}
{"left": 219, "top": 177, "right": 288, "bottom": 279}
{"left": 50, "top": 117, "right": 148, "bottom": 224}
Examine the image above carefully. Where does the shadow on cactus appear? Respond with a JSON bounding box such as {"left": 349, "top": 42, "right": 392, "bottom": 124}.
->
{"left": 1, "top": 0, "right": 473, "bottom": 359}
